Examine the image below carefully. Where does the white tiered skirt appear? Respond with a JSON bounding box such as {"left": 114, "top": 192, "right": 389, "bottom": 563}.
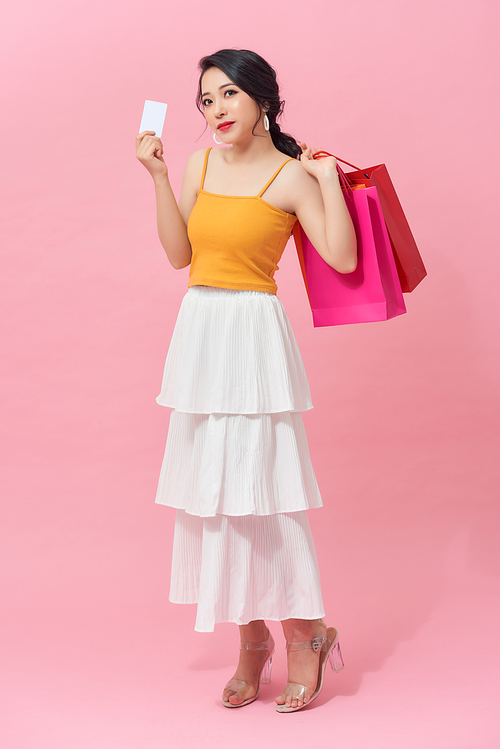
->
{"left": 155, "top": 286, "right": 325, "bottom": 632}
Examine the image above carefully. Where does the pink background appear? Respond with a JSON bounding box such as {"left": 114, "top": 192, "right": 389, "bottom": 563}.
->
{"left": 1, "top": 0, "right": 499, "bottom": 747}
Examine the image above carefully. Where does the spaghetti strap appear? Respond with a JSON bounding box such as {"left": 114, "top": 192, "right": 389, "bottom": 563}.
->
{"left": 200, "top": 147, "right": 212, "bottom": 190}
{"left": 258, "top": 158, "right": 294, "bottom": 198}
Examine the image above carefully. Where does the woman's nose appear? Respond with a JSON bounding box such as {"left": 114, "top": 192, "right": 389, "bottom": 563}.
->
{"left": 214, "top": 98, "right": 227, "bottom": 117}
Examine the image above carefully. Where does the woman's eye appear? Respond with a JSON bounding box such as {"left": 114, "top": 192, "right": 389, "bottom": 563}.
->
{"left": 202, "top": 98, "right": 213, "bottom": 107}
{"left": 224, "top": 89, "right": 237, "bottom": 97}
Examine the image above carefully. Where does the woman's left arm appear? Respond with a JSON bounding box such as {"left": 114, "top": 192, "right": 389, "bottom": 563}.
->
{"left": 291, "top": 143, "right": 357, "bottom": 273}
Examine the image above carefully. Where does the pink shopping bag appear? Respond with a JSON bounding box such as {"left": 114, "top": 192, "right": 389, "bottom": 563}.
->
{"left": 293, "top": 166, "right": 406, "bottom": 327}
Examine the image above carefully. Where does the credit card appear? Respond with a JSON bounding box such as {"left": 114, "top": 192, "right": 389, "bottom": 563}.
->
{"left": 139, "top": 100, "right": 168, "bottom": 137}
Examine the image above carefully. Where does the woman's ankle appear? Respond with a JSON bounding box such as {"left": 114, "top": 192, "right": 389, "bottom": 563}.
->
{"left": 239, "top": 620, "right": 268, "bottom": 642}
{"left": 281, "top": 618, "right": 325, "bottom": 642}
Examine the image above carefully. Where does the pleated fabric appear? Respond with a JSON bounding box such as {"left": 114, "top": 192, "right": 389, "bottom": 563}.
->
{"left": 156, "top": 286, "right": 325, "bottom": 631}
{"left": 156, "top": 286, "right": 312, "bottom": 414}
{"left": 170, "top": 510, "right": 325, "bottom": 632}
{"left": 155, "top": 411, "right": 322, "bottom": 517}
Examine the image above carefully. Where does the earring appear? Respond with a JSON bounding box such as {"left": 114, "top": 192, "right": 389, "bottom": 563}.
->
{"left": 264, "top": 113, "right": 270, "bottom": 131}
{"left": 213, "top": 132, "right": 223, "bottom": 145}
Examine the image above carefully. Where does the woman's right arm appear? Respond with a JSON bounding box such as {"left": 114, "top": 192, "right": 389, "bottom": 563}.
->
{"left": 136, "top": 132, "right": 203, "bottom": 269}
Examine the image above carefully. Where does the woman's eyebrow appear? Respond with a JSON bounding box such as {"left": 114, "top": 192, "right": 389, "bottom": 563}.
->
{"left": 201, "top": 83, "right": 236, "bottom": 97}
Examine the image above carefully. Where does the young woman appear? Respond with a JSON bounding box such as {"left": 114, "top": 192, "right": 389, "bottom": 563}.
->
{"left": 136, "top": 49, "right": 356, "bottom": 712}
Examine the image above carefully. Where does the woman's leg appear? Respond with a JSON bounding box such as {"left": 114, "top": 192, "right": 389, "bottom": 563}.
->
{"left": 222, "top": 620, "right": 272, "bottom": 706}
{"left": 275, "top": 618, "right": 327, "bottom": 709}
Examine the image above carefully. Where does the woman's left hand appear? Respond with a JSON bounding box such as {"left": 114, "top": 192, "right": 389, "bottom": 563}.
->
{"left": 300, "top": 143, "right": 337, "bottom": 179}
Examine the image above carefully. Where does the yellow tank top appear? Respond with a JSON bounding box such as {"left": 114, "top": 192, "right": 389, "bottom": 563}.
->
{"left": 187, "top": 148, "right": 297, "bottom": 295}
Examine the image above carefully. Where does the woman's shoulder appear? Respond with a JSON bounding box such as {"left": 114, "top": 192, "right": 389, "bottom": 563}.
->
{"left": 182, "top": 148, "right": 210, "bottom": 190}
{"left": 280, "top": 156, "right": 303, "bottom": 176}
{"left": 185, "top": 147, "right": 209, "bottom": 173}
{"left": 274, "top": 154, "right": 322, "bottom": 214}
{"left": 280, "top": 155, "right": 315, "bottom": 190}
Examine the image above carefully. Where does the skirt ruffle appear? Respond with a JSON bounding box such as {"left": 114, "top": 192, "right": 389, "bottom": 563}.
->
{"left": 156, "top": 286, "right": 312, "bottom": 414}
{"left": 155, "top": 411, "right": 322, "bottom": 517}
{"left": 169, "top": 510, "right": 325, "bottom": 632}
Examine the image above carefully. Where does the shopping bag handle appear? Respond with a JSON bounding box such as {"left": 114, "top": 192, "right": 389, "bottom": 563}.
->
{"left": 336, "top": 163, "right": 353, "bottom": 196}
{"left": 313, "top": 150, "right": 371, "bottom": 184}
{"left": 312, "top": 150, "right": 362, "bottom": 171}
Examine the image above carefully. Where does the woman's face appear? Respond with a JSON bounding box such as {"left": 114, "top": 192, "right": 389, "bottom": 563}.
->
{"left": 200, "top": 67, "right": 263, "bottom": 144}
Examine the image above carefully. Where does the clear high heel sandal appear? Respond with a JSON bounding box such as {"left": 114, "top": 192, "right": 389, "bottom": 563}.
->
{"left": 276, "top": 626, "right": 344, "bottom": 713}
{"left": 222, "top": 629, "right": 275, "bottom": 708}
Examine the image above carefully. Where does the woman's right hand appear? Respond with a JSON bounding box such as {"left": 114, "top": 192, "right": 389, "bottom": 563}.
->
{"left": 136, "top": 131, "right": 168, "bottom": 182}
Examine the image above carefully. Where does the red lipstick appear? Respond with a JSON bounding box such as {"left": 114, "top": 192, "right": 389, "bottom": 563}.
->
{"left": 217, "top": 121, "right": 234, "bottom": 131}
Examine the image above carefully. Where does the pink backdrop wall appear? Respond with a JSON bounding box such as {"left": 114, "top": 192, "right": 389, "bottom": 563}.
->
{"left": 2, "top": 1, "right": 499, "bottom": 747}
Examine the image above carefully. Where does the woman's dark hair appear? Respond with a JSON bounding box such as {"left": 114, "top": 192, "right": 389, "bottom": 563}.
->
{"left": 196, "top": 49, "right": 301, "bottom": 159}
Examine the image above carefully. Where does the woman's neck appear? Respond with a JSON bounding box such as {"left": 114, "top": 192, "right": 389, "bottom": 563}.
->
{"left": 221, "top": 134, "right": 280, "bottom": 165}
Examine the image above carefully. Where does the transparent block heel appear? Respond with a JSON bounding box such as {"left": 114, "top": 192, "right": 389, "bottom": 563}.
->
{"left": 328, "top": 639, "right": 345, "bottom": 673}
{"left": 276, "top": 626, "right": 344, "bottom": 713}
{"left": 260, "top": 655, "right": 273, "bottom": 684}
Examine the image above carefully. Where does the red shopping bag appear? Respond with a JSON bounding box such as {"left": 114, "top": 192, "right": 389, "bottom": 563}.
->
{"left": 319, "top": 153, "right": 426, "bottom": 292}
{"left": 293, "top": 164, "right": 406, "bottom": 327}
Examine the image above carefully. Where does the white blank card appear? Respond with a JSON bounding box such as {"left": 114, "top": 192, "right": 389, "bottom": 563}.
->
{"left": 139, "top": 100, "right": 168, "bottom": 137}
